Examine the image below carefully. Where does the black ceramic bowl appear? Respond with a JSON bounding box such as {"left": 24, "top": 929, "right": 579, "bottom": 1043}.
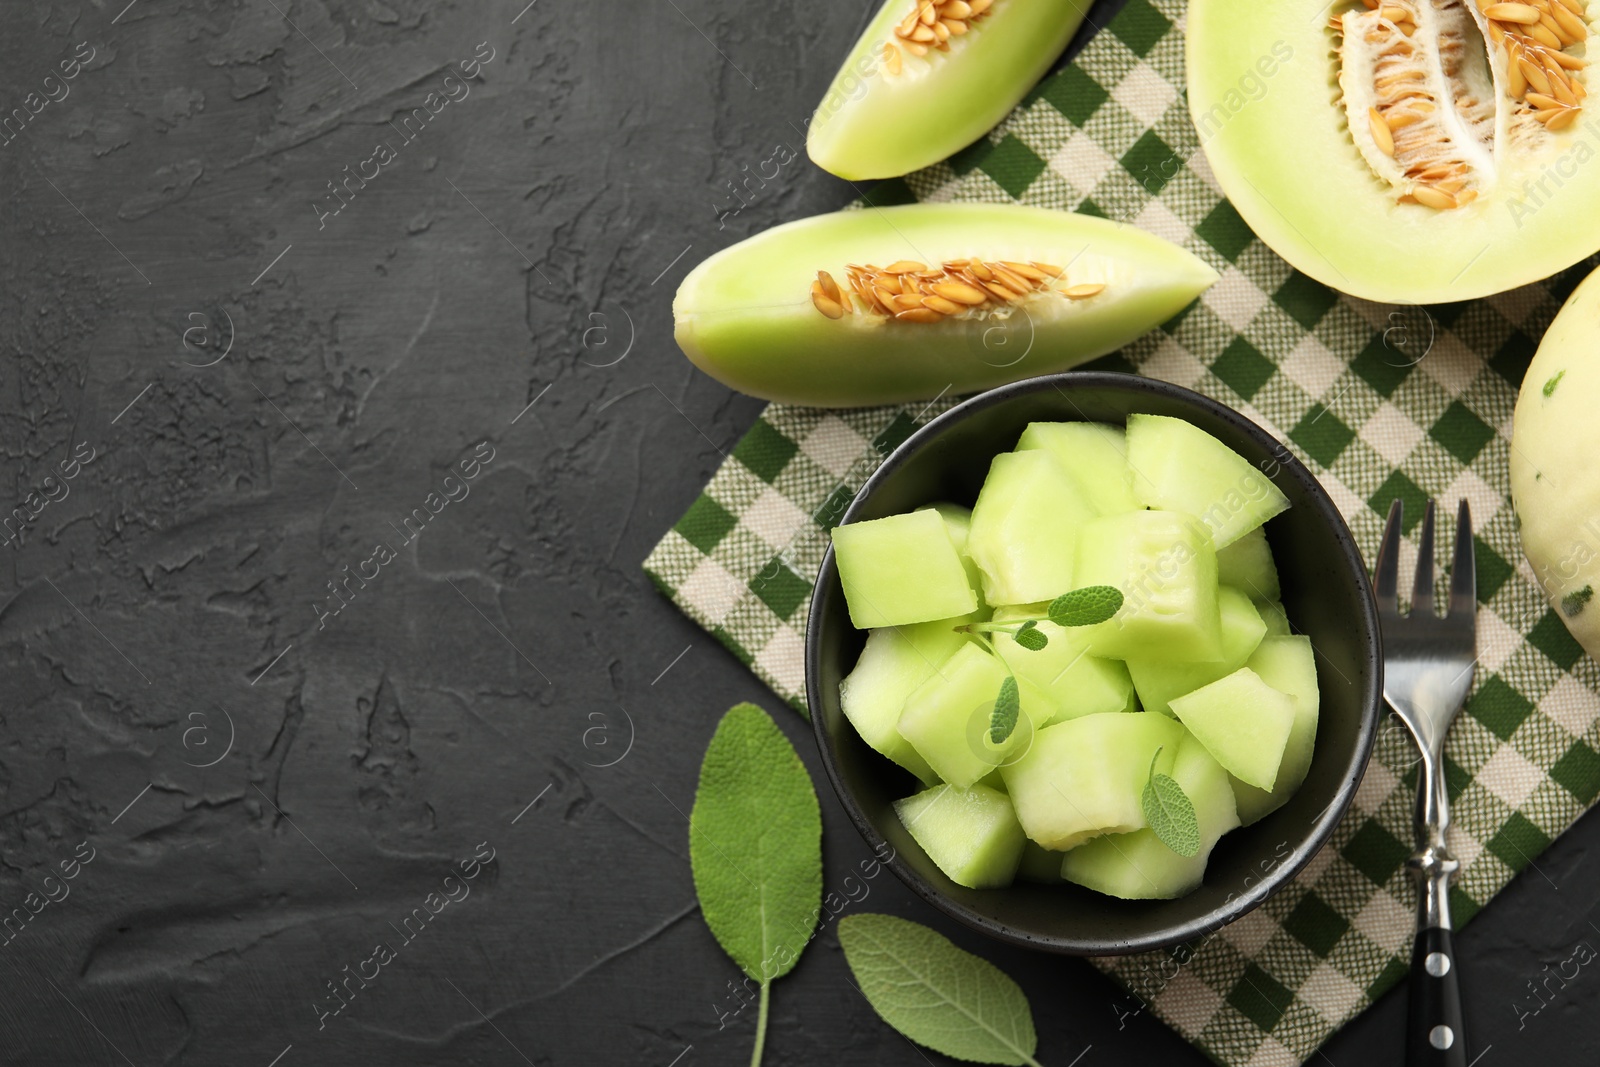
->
{"left": 806, "top": 372, "right": 1382, "bottom": 956}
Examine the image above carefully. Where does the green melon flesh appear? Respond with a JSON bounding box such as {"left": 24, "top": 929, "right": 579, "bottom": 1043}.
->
{"left": 1256, "top": 598, "right": 1291, "bottom": 636}
{"left": 1126, "top": 414, "right": 1289, "bottom": 550}
{"left": 1169, "top": 667, "right": 1295, "bottom": 792}
{"left": 1187, "top": 0, "right": 1600, "bottom": 302}
{"left": 840, "top": 620, "right": 972, "bottom": 784}
{"left": 673, "top": 205, "right": 1220, "bottom": 407}
{"left": 967, "top": 449, "right": 1098, "bottom": 606}
{"left": 1511, "top": 264, "right": 1600, "bottom": 663}
{"left": 1059, "top": 730, "right": 1241, "bottom": 899}
{"left": 807, "top": 0, "right": 1087, "bottom": 180}
{"left": 898, "top": 642, "right": 1055, "bottom": 787}
{"left": 1216, "top": 525, "right": 1281, "bottom": 601}
{"left": 1000, "top": 712, "right": 1184, "bottom": 849}
{"left": 1124, "top": 586, "right": 1267, "bottom": 716}
{"left": 992, "top": 608, "right": 1136, "bottom": 722}
{"left": 1074, "top": 509, "right": 1223, "bottom": 662}
{"left": 894, "top": 783, "right": 1027, "bottom": 889}
{"left": 1014, "top": 421, "right": 1139, "bottom": 515}
{"left": 1230, "top": 636, "right": 1321, "bottom": 825}
{"left": 916, "top": 502, "right": 987, "bottom": 611}
{"left": 832, "top": 509, "right": 978, "bottom": 629}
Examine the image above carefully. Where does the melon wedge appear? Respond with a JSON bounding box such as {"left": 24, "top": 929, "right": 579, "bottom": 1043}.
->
{"left": 1060, "top": 730, "right": 1241, "bottom": 899}
{"left": 832, "top": 510, "right": 978, "bottom": 628}
{"left": 807, "top": 0, "right": 1087, "bottom": 180}
{"left": 1126, "top": 414, "right": 1289, "bottom": 550}
{"left": 839, "top": 619, "right": 971, "bottom": 783}
{"left": 1230, "top": 636, "right": 1321, "bottom": 825}
{"left": 1169, "top": 667, "right": 1295, "bottom": 792}
{"left": 1188, "top": 0, "right": 1600, "bottom": 302}
{"left": 673, "top": 205, "right": 1219, "bottom": 407}
{"left": 895, "top": 782, "right": 1026, "bottom": 889}
{"left": 967, "top": 449, "right": 1097, "bottom": 606}
{"left": 1000, "top": 711, "right": 1183, "bottom": 849}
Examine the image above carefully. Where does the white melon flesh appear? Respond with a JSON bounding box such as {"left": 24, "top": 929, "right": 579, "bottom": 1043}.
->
{"left": 833, "top": 509, "right": 978, "bottom": 628}
{"left": 1000, "top": 712, "right": 1183, "bottom": 849}
{"left": 1014, "top": 421, "right": 1139, "bottom": 515}
{"left": 1060, "top": 729, "right": 1241, "bottom": 899}
{"left": 840, "top": 620, "right": 971, "bottom": 783}
{"left": 1169, "top": 667, "right": 1295, "bottom": 792}
{"left": 1074, "top": 509, "right": 1222, "bottom": 662}
{"left": 898, "top": 642, "right": 1055, "bottom": 788}
{"left": 967, "top": 450, "right": 1098, "bottom": 606}
{"left": 1125, "top": 414, "right": 1289, "bottom": 550}
{"left": 894, "top": 783, "right": 1026, "bottom": 889}
{"left": 1230, "top": 636, "right": 1320, "bottom": 825}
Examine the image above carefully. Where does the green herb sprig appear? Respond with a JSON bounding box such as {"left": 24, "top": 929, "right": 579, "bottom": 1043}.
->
{"left": 1140, "top": 748, "right": 1201, "bottom": 858}
{"left": 689, "top": 703, "right": 823, "bottom": 1067}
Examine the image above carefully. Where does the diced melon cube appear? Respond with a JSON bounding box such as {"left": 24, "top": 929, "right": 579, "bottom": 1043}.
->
{"left": 1059, "top": 729, "right": 1241, "bottom": 899}
{"left": 1016, "top": 840, "right": 1068, "bottom": 884}
{"left": 898, "top": 643, "right": 1056, "bottom": 788}
{"left": 894, "top": 783, "right": 1026, "bottom": 889}
{"left": 1014, "top": 421, "right": 1138, "bottom": 515}
{"left": 991, "top": 607, "right": 1135, "bottom": 722}
{"left": 1256, "top": 599, "right": 1291, "bottom": 636}
{"left": 1000, "top": 711, "right": 1183, "bottom": 849}
{"left": 1169, "top": 667, "right": 1295, "bottom": 791}
{"left": 967, "top": 450, "right": 1098, "bottom": 606}
{"left": 1230, "top": 636, "right": 1321, "bottom": 824}
{"left": 916, "top": 502, "right": 986, "bottom": 611}
{"left": 1124, "top": 587, "right": 1266, "bottom": 715}
{"left": 1125, "top": 414, "right": 1290, "bottom": 549}
{"left": 1215, "top": 525, "right": 1281, "bottom": 600}
{"left": 1074, "top": 509, "right": 1222, "bottom": 662}
{"left": 840, "top": 620, "right": 971, "bottom": 784}
{"left": 832, "top": 509, "right": 978, "bottom": 628}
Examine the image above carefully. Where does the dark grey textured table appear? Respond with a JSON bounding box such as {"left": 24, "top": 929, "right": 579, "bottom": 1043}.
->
{"left": 3, "top": 0, "right": 1598, "bottom": 1063}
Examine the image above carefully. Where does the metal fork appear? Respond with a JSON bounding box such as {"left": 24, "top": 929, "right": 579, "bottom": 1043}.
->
{"left": 1373, "top": 498, "right": 1475, "bottom": 1067}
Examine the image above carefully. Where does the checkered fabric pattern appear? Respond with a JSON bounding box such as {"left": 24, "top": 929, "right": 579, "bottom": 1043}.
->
{"left": 643, "top": 1, "right": 1600, "bottom": 1062}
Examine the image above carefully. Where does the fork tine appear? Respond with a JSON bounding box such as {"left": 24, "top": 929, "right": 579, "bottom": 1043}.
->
{"left": 1413, "top": 499, "right": 1436, "bottom": 618}
{"left": 1374, "top": 499, "right": 1402, "bottom": 617}
{"left": 1450, "top": 498, "right": 1475, "bottom": 619}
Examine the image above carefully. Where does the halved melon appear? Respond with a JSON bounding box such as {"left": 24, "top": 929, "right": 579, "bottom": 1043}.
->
{"left": 807, "top": 0, "right": 1088, "bottom": 180}
{"left": 1189, "top": 0, "right": 1600, "bottom": 302}
{"left": 1511, "top": 261, "right": 1600, "bottom": 661}
{"left": 673, "top": 204, "right": 1219, "bottom": 407}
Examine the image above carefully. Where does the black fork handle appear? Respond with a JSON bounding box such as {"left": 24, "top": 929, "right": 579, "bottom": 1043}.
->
{"left": 1407, "top": 926, "right": 1466, "bottom": 1067}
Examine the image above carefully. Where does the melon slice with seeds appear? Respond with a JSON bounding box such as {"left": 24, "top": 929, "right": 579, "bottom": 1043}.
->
{"left": 1190, "top": 0, "right": 1600, "bottom": 302}
{"left": 673, "top": 204, "right": 1218, "bottom": 406}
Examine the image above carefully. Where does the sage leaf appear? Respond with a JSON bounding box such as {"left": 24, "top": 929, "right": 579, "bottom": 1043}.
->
{"left": 690, "top": 703, "right": 823, "bottom": 1067}
{"left": 989, "top": 675, "right": 1020, "bottom": 745}
{"left": 1140, "top": 749, "right": 1200, "bottom": 858}
{"left": 839, "top": 913, "right": 1043, "bottom": 1067}
{"left": 1012, "top": 621, "right": 1048, "bottom": 651}
{"left": 1048, "top": 585, "right": 1123, "bottom": 627}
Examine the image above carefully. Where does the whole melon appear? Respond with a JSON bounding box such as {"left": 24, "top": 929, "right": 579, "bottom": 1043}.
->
{"left": 1510, "top": 265, "right": 1600, "bottom": 660}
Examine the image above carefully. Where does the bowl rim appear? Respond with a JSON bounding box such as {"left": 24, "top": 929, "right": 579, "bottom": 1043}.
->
{"left": 805, "top": 370, "right": 1383, "bottom": 956}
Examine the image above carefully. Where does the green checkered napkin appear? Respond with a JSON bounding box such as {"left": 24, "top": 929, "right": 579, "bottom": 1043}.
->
{"left": 644, "top": 1, "right": 1600, "bottom": 1062}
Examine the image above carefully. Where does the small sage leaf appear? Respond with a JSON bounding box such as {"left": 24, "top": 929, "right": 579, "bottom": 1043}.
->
{"left": 690, "top": 702, "right": 823, "bottom": 984}
{"left": 840, "top": 913, "right": 1043, "bottom": 1067}
{"left": 1048, "top": 585, "right": 1123, "bottom": 627}
{"left": 1140, "top": 749, "right": 1200, "bottom": 858}
{"left": 1012, "top": 622, "right": 1048, "bottom": 652}
{"left": 989, "top": 675, "right": 1020, "bottom": 745}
